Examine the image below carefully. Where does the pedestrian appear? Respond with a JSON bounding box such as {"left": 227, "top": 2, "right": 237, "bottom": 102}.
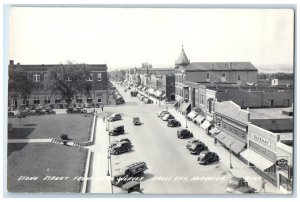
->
{"left": 101, "top": 105, "right": 104, "bottom": 111}
{"left": 103, "top": 116, "right": 105, "bottom": 122}
{"left": 259, "top": 178, "right": 267, "bottom": 193}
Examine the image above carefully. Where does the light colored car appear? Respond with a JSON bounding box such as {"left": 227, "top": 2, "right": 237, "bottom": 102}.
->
{"left": 157, "top": 110, "right": 169, "bottom": 117}
{"left": 162, "top": 113, "right": 174, "bottom": 121}
{"left": 108, "top": 113, "right": 122, "bottom": 122}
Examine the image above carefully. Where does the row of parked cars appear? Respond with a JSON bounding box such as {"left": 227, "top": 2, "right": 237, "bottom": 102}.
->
{"left": 157, "top": 110, "right": 257, "bottom": 193}
{"left": 105, "top": 111, "right": 148, "bottom": 193}
{"left": 136, "top": 93, "right": 153, "bottom": 104}
{"left": 8, "top": 104, "right": 56, "bottom": 117}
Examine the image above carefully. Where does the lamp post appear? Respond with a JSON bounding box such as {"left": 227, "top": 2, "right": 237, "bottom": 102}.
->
{"left": 107, "top": 147, "right": 110, "bottom": 176}
{"left": 105, "top": 113, "right": 108, "bottom": 131}
{"left": 185, "top": 114, "right": 188, "bottom": 128}
{"left": 228, "top": 140, "right": 233, "bottom": 169}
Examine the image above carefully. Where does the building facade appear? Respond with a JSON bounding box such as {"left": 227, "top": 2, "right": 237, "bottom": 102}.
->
{"left": 8, "top": 60, "right": 108, "bottom": 108}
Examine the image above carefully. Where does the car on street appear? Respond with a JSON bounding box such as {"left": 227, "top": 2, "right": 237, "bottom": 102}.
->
{"left": 111, "top": 162, "right": 148, "bottom": 187}
{"left": 109, "top": 125, "right": 125, "bottom": 136}
{"left": 108, "top": 113, "right": 122, "bottom": 122}
{"left": 110, "top": 141, "right": 133, "bottom": 155}
{"left": 162, "top": 113, "right": 174, "bottom": 121}
{"left": 189, "top": 142, "right": 208, "bottom": 155}
{"left": 144, "top": 98, "right": 153, "bottom": 104}
{"left": 110, "top": 138, "right": 131, "bottom": 148}
{"left": 133, "top": 117, "right": 142, "bottom": 125}
{"left": 167, "top": 119, "right": 181, "bottom": 127}
{"left": 177, "top": 128, "right": 193, "bottom": 139}
{"left": 225, "top": 177, "right": 256, "bottom": 194}
{"left": 197, "top": 150, "right": 220, "bottom": 165}
{"left": 186, "top": 139, "right": 202, "bottom": 150}
{"left": 157, "top": 110, "right": 169, "bottom": 118}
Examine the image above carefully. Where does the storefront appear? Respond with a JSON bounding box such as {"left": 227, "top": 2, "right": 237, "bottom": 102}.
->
{"left": 240, "top": 123, "right": 279, "bottom": 186}
{"left": 214, "top": 101, "right": 249, "bottom": 154}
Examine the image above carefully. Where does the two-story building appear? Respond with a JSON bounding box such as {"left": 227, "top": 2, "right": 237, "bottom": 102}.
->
{"left": 8, "top": 60, "right": 108, "bottom": 108}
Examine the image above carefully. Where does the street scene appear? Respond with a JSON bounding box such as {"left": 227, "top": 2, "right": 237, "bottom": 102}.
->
{"left": 6, "top": 7, "right": 294, "bottom": 196}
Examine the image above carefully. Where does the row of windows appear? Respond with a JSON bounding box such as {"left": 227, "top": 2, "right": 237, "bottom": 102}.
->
{"left": 175, "top": 73, "right": 242, "bottom": 81}
{"left": 30, "top": 73, "right": 103, "bottom": 82}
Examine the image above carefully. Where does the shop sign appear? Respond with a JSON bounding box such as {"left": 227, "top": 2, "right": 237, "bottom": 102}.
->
{"left": 276, "top": 158, "right": 288, "bottom": 171}
{"left": 253, "top": 134, "right": 271, "bottom": 147}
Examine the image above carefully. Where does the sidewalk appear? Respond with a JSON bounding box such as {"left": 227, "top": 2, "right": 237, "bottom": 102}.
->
{"left": 8, "top": 138, "right": 53, "bottom": 143}
{"left": 168, "top": 107, "right": 283, "bottom": 194}
{"left": 88, "top": 117, "right": 112, "bottom": 193}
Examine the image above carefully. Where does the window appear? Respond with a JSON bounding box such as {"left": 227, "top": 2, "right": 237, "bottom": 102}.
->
{"left": 66, "top": 77, "right": 71, "bottom": 81}
{"left": 97, "top": 98, "right": 102, "bottom": 103}
{"left": 55, "top": 96, "right": 61, "bottom": 103}
{"left": 97, "top": 73, "right": 102, "bottom": 81}
{"left": 238, "top": 75, "right": 241, "bottom": 81}
{"left": 207, "top": 73, "right": 210, "bottom": 79}
{"left": 76, "top": 96, "right": 83, "bottom": 103}
{"left": 87, "top": 73, "right": 93, "bottom": 81}
{"left": 33, "top": 96, "right": 40, "bottom": 104}
{"left": 87, "top": 97, "right": 93, "bottom": 103}
{"left": 222, "top": 73, "right": 225, "bottom": 77}
{"left": 33, "top": 73, "right": 40, "bottom": 82}
{"left": 44, "top": 96, "right": 51, "bottom": 104}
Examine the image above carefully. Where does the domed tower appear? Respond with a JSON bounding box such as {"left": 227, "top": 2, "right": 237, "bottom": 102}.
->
{"left": 175, "top": 45, "right": 190, "bottom": 69}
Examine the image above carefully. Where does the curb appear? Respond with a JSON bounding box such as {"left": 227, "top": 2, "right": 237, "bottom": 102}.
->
{"left": 81, "top": 114, "right": 97, "bottom": 146}
{"left": 80, "top": 148, "right": 92, "bottom": 193}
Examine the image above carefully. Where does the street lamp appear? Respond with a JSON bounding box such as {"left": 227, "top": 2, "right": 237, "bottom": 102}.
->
{"left": 185, "top": 114, "right": 188, "bottom": 128}
{"left": 228, "top": 140, "right": 233, "bottom": 169}
{"left": 107, "top": 147, "right": 110, "bottom": 176}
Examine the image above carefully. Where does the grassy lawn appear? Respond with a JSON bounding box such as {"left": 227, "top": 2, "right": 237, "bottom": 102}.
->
{"left": 7, "top": 143, "right": 88, "bottom": 193}
{"left": 8, "top": 114, "right": 93, "bottom": 142}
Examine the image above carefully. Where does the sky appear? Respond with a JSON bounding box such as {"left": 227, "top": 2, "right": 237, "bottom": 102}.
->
{"left": 8, "top": 7, "right": 294, "bottom": 72}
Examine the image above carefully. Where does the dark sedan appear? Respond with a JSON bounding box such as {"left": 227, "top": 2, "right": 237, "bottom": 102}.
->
{"left": 226, "top": 177, "right": 257, "bottom": 194}
{"left": 167, "top": 119, "right": 181, "bottom": 127}
{"left": 197, "top": 150, "right": 219, "bottom": 165}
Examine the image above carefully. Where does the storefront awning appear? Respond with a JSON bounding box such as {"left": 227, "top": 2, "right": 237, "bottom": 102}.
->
{"left": 240, "top": 149, "right": 275, "bottom": 171}
{"left": 194, "top": 115, "right": 205, "bottom": 124}
{"left": 179, "top": 102, "right": 191, "bottom": 113}
{"left": 209, "top": 127, "right": 221, "bottom": 135}
{"left": 187, "top": 111, "right": 197, "bottom": 119}
{"left": 215, "top": 131, "right": 246, "bottom": 154}
{"left": 201, "top": 120, "right": 211, "bottom": 130}
{"left": 155, "top": 90, "right": 163, "bottom": 97}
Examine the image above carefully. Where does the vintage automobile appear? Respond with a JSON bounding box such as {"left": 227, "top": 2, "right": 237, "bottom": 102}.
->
{"left": 186, "top": 139, "right": 202, "bottom": 150}
{"left": 189, "top": 142, "right": 208, "bottom": 155}
{"left": 111, "top": 162, "right": 148, "bottom": 187}
{"left": 177, "top": 128, "right": 193, "bottom": 139}
{"left": 110, "top": 138, "right": 131, "bottom": 148}
{"left": 197, "top": 150, "right": 220, "bottom": 165}
{"left": 167, "top": 119, "right": 181, "bottom": 127}
{"left": 130, "top": 91, "right": 138, "bottom": 97}
{"left": 133, "top": 117, "right": 142, "bottom": 125}
{"left": 122, "top": 181, "right": 143, "bottom": 194}
{"left": 226, "top": 177, "right": 257, "bottom": 194}
{"left": 162, "top": 113, "right": 174, "bottom": 121}
{"left": 109, "top": 125, "right": 125, "bottom": 136}
{"left": 144, "top": 98, "right": 153, "bottom": 104}
{"left": 108, "top": 114, "right": 122, "bottom": 122}
{"left": 110, "top": 141, "right": 132, "bottom": 155}
{"left": 157, "top": 110, "right": 169, "bottom": 118}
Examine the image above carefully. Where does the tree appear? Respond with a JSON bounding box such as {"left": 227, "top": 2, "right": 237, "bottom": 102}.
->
{"left": 45, "top": 62, "right": 92, "bottom": 109}
{"left": 9, "top": 66, "right": 34, "bottom": 107}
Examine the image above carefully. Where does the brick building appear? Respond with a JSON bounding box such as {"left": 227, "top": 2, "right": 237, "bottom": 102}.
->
{"left": 8, "top": 60, "right": 108, "bottom": 108}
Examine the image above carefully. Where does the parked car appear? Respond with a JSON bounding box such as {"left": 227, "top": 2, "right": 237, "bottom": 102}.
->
{"left": 189, "top": 142, "right": 208, "bottom": 155}
{"left": 167, "top": 119, "right": 181, "bottom": 127}
{"left": 157, "top": 110, "right": 169, "bottom": 118}
{"left": 162, "top": 113, "right": 174, "bottom": 121}
{"left": 109, "top": 125, "right": 125, "bottom": 136}
{"left": 177, "top": 129, "right": 193, "bottom": 139}
{"left": 197, "top": 150, "right": 219, "bottom": 164}
{"left": 110, "top": 138, "right": 131, "bottom": 148}
{"left": 110, "top": 141, "right": 133, "bottom": 155}
{"left": 108, "top": 114, "right": 122, "bottom": 122}
{"left": 186, "top": 139, "right": 202, "bottom": 150}
{"left": 111, "top": 162, "right": 148, "bottom": 187}
{"left": 226, "top": 177, "right": 257, "bottom": 194}
{"left": 144, "top": 98, "right": 153, "bottom": 104}
{"left": 133, "top": 117, "right": 142, "bottom": 125}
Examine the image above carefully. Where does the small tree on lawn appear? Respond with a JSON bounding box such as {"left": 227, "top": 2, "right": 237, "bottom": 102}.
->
{"left": 9, "top": 66, "right": 34, "bottom": 124}
{"left": 45, "top": 62, "right": 92, "bottom": 110}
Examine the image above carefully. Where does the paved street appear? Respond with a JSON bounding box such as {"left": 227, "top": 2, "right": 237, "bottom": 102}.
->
{"left": 88, "top": 83, "right": 282, "bottom": 194}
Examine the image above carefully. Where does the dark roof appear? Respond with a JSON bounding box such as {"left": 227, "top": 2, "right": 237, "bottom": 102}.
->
{"left": 185, "top": 62, "right": 257, "bottom": 71}
{"left": 11, "top": 64, "right": 107, "bottom": 71}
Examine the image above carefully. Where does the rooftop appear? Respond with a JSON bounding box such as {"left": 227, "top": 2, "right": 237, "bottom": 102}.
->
{"left": 185, "top": 62, "right": 257, "bottom": 71}
{"left": 278, "top": 132, "right": 293, "bottom": 141}
{"left": 249, "top": 107, "right": 293, "bottom": 120}
{"left": 175, "top": 46, "right": 190, "bottom": 66}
